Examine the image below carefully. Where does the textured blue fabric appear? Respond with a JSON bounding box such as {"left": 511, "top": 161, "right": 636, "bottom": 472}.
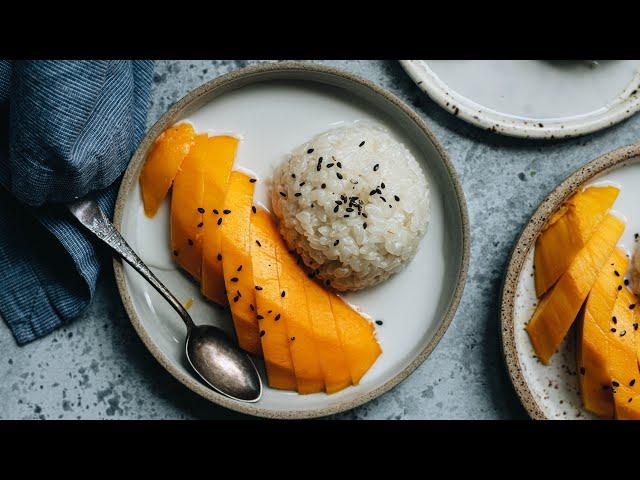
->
{"left": 0, "top": 60, "right": 154, "bottom": 344}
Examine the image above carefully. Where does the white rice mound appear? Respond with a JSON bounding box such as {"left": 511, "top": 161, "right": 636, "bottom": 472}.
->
{"left": 271, "top": 123, "right": 430, "bottom": 292}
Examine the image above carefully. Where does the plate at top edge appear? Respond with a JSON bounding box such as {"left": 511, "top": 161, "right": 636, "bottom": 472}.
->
{"left": 400, "top": 60, "right": 640, "bottom": 139}
{"left": 112, "top": 62, "right": 470, "bottom": 419}
{"left": 501, "top": 142, "right": 640, "bottom": 419}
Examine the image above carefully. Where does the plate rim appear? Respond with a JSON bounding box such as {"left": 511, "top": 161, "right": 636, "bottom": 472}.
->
{"left": 500, "top": 141, "right": 640, "bottom": 420}
{"left": 112, "top": 61, "right": 471, "bottom": 419}
{"left": 399, "top": 60, "right": 640, "bottom": 140}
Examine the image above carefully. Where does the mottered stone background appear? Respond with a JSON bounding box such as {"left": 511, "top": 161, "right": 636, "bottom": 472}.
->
{"left": 2, "top": 60, "right": 640, "bottom": 419}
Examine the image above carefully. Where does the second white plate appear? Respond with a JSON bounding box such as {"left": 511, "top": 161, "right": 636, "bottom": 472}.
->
{"left": 401, "top": 60, "right": 640, "bottom": 139}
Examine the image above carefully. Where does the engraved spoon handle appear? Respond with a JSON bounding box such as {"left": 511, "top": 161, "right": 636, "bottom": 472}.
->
{"left": 67, "top": 198, "right": 194, "bottom": 330}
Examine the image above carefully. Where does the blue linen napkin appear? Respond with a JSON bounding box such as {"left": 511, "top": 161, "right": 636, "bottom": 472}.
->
{"left": 0, "top": 60, "right": 154, "bottom": 344}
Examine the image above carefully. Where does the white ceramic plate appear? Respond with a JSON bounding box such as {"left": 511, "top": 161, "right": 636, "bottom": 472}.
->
{"left": 113, "top": 63, "right": 469, "bottom": 418}
{"left": 401, "top": 60, "right": 640, "bottom": 139}
{"left": 501, "top": 143, "right": 640, "bottom": 419}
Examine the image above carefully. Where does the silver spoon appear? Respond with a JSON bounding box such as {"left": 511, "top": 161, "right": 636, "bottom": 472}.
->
{"left": 67, "top": 198, "right": 262, "bottom": 403}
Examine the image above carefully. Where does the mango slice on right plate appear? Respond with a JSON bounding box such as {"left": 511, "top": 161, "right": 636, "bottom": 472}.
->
{"left": 527, "top": 213, "right": 625, "bottom": 364}
{"left": 534, "top": 185, "right": 619, "bottom": 298}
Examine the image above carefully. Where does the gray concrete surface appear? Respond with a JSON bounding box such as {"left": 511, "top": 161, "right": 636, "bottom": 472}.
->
{"left": 2, "top": 60, "right": 640, "bottom": 419}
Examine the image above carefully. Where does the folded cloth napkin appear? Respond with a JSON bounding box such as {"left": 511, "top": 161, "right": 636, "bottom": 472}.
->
{"left": 0, "top": 60, "right": 154, "bottom": 344}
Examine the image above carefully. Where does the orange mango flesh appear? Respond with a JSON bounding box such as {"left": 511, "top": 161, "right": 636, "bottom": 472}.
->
{"left": 527, "top": 214, "right": 625, "bottom": 364}
{"left": 301, "top": 277, "right": 352, "bottom": 394}
{"left": 140, "top": 122, "right": 196, "bottom": 218}
{"left": 614, "top": 385, "right": 640, "bottom": 420}
{"left": 607, "top": 287, "right": 640, "bottom": 398}
{"left": 330, "top": 295, "right": 382, "bottom": 385}
{"left": 170, "top": 135, "right": 206, "bottom": 280}
{"left": 250, "top": 209, "right": 297, "bottom": 391}
{"left": 200, "top": 135, "right": 238, "bottom": 306}
{"left": 534, "top": 185, "right": 619, "bottom": 297}
{"left": 577, "top": 248, "right": 628, "bottom": 418}
{"left": 219, "top": 171, "right": 261, "bottom": 355}
{"left": 273, "top": 238, "right": 325, "bottom": 394}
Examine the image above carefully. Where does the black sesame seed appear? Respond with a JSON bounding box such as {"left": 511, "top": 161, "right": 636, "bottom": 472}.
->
{"left": 256, "top": 240, "right": 261, "bottom": 247}
{"left": 336, "top": 172, "right": 343, "bottom": 180}
{"left": 197, "top": 222, "right": 203, "bottom": 228}
{"left": 281, "top": 291, "right": 286, "bottom": 298}
{"left": 381, "top": 182, "right": 385, "bottom": 189}
{"left": 394, "top": 195, "right": 400, "bottom": 202}
{"left": 363, "top": 222, "right": 367, "bottom": 229}
{"left": 257, "top": 315, "right": 264, "bottom": 320}
{"left": 611, "top": 328, "right": 617, "bottom": 332}
{"left": 299, "top": 182, "right": 305, "bottom": 186}
{"left": 217, "top": 253, "right": 222, "bottom": 261}
{"left": 631, "top": 379, "right": 637, "bottom": 386}
{"left": 291, "top": 173, "right": 296, "bottom": 179}
{"left": 252, "top": 206, "right": 257, "bottom": 214}
{"left": 625, "top": 279, "right": 630, "bottom": 285}
{"left": 618, "top": 285, "right": 623, "bottom": 291}
{"left": 279, "top": 191, "right": 287, "bottom": 198}
{"left": 359, "top": 141, "right": 365, "bottom": 147}
{"left": 380, "top": 196, "right": 386, "bottom": 202}
{"left": 307, "top": 148, "right": 314, "bottom": 154}
{"left": 290, "top": 337, "right": 296, "bottom": 341}
{"left": 294, "top": 192, "right": 302, "bottom": 197}
{"left": 337, "top": 162, "right": 342, "bottom": 168}
{"left": 631, "top": 304, "right": 637, "bottom": 310}
{"left": 620, "top": 330, "right": 627, "bottom": 337}
{"left": 213, "top": 209, "right": 219, "bottom": 214}
{"left": 612, "top": 381, "right": 620, "bottom": 387}
{"left": 634, "top": 323, "right": 639, "bottom": 330}
{"left": 613, "top": 316, "right": 617, "bottom": 324}
{"left": 373, "top": 164, "right": 379, "bottom": 171}
{"left": 188, "top": 239, "right": 194, "bottom": 246}
{"left": 362, "top": 213, "right": 368, "bottom": 218}
{"left": 249, "top": 178, "right": 257, "bottom": 183}
{"left": 369, "top": 189, "right": 377, "bottom": 196}
{"left": 255, "top": 286, "right": 263, "bottom": 291}
{"left": 343, "top": 215, "right": 349, "bottom": 218}
{"left": 333, "top": 206, "right": 339, "bottom": 213}
{"left": 346, "top": 207, "right": 354, "bottom": 212}
{"left": 237, "top": 265, "right": 243, "bottom": 272}
{"left": 375, "top": 320, "right": 383, "bottom": 326}
{"left": 615, "top": 270, "right": 620, "bottom": 276}
{"left": 326, "top": 163, "right": 334, "bottom": 168}
{"left": 268, "top": 310, "right": 272, "bottom": 314}
{"left": 223, "top": 209, "right": 231, "bottom": 214}
{"left": 230, "top": 277, "right": 239, "bottom": 283}
{"left": 249, "top": 304, "right": 254, "bottom": 311}
{"left": 259, "top": 330, "right": 265, "bottom": 337}
{"left": 217, "top": 218, "right": 222, "bottom": 225}
{"left": 275, "top": 314, "right": 281, "bottom": 321}
{"left": 334, "top": 240, "right": 339, "bottom": 246}
{"left": 233, "top": 296, "right": 239, "bottom": 303}
{"left": 197, "top": 207, "right": 205, "bottom": 213}
{"left": 321, "top": 183, "right": 326, "bottom": 189}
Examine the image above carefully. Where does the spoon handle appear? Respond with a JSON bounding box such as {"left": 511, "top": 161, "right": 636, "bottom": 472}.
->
{"left": 67, "top": 198, "right": 194, "bottom": 330}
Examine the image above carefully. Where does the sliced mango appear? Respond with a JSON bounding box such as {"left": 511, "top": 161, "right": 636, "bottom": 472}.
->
{"left": 534, "top": 185, "right": 619, "bottom": 297}
{"left": 140, "top": 122, "right": 195, "bottom": 217}
{"left": 274, "top": 238, "right": 325, "bottom": 394}
{"left": 170, "top": 135, "right": 207, "bottom": 280}
{"left": 577, "top": 248, "right": 627, "bottom": 418}
{"left": 251, "top": 209, "right": 297, "bottom": 391}
{"left": 607, "top": 287, "right": 640, "bottom": 396}
{"left": 330, "top": 295, "right": 382, "bottom": 385}
{"left": 614, "top": 385, "right": 640, "bottom": 420}
{"left": 527, "top": 214, "right": 625, "bottom": 364}
{"left": 200, "top": 136, "right": 238, "bottom": 306}
{"left": 302, "top": 277, "right": 352, "bottom": 394}
{"left": 219, "top": 171, "right": 261, "bottom": 355}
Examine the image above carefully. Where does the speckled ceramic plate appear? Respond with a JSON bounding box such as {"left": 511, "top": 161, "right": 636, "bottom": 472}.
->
{"left": 112, "top": 62, "right": 470, "bottom": 419}
{"left": 501, "top": 142, "right": 640, "bottom": 419}
{"left": 400, "top": 60, "right": 640, "bottom": 139}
